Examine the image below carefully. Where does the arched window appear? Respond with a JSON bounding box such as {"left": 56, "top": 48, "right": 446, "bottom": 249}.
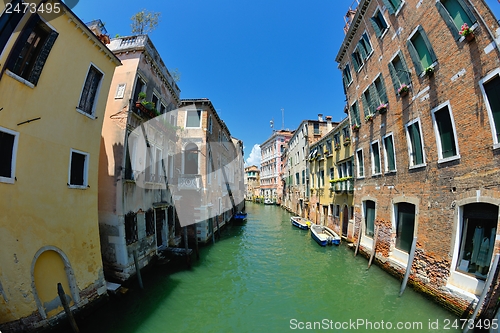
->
{"left": 184, "top": 143, "right": 198, "bottom": 174}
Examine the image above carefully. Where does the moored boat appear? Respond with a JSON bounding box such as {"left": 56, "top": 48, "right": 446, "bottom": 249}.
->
{"left": 233, "top": 212, "right": 247, "bottom": 224}
{"left": 264, "top": 198, "right": 274, "bottom": 205}
{"left": 290, "top": 216, "right": 311, "bottom": 230}
{"left": 310, "top": 224, "right": 341, "bottom": 246}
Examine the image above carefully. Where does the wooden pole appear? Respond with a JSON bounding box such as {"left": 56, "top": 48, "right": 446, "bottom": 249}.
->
{"left": 183, "top": 226, "right": 190, "bottom": 268}
{"left": 354, "top": 222, "right": 362, "bottom": 257}
{"left": 133, "top": 250, "right": 144, "bottom": 289}
{"left": 463, "top": 254, "right": 500, "bottom": 333}
{"left": 211, "top": 218, "right": 215, "bottom": 244}
{"left": 367, "top": 225, "right": 379, "bottom": 269}
{"left": 57, "top": 283, "right": 80, "bottom": 333}
{"left": 399, "top": 236, "right": 417, "bottom": 296}
{"left": 195, "top": 228, "right": 200, "bottom": 260}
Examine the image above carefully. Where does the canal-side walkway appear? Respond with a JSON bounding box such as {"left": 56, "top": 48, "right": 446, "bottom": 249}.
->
{"left": 56, "top": 203, "right": 461, "bottom": 333}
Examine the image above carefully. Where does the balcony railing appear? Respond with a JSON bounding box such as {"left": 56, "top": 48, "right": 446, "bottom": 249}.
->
{"left": 178, "top": 174, "right": 201, "bottom": 190}
{"left": 332, "top": 179, "right": 354, "bottom": 193}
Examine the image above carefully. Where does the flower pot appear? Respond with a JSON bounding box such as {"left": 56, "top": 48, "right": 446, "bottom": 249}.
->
{"left": 465, "top": 33, "right": 475, "bottom": 42}
{"left": 399, "top": 89, "right": 408, "bottom": 97}
{"left": 378, "top": 107, "right": 387, "bottom": 114}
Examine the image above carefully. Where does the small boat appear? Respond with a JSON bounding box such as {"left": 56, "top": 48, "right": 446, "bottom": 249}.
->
{"left": 290, "top": 216, "right": 311, "bottom": 230}
{"left": 233, "top": 212, "right": 247, "bottom": 224}
{"left": 310, "top": 224, "right": 341, "bottom": 246}
{"left": 264, "top": 198, "right": 274, "bottom": 205}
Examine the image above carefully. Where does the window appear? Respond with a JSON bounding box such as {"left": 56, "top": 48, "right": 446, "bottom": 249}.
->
{"left": 350, "top": 101, "right": 361, "bottom": 126}
{"left": 362, "top": 86, "right": 375, "bottom": 117}
{"left": 208, "top": 115, "right": 213, "bottom": 134}
{"left": 319, "top": 170, "right": 324, "bottom": 187}
{"left": 383, "top": 134, "right": 396, "bottom": 172}
{"left": 342, "top": 126, "right": 350, "bottom": 140}
{"left": 480, "top": 70, "right": 500, "bottom": 147}
{"left": 371, "top": 9, "right": 389, "bottom": 38}
{"left": 125, "top": 212, "right": 138, "bottom": 245}
{"left": 0, "top": 127, "right": 19, "bottom": 184}
{"left": 351, "top": 33, "right": 373, "bottom": 72}
{"left": 69, "top": 149, "right": 89, "bottom": 188}
{"left": 329, "top": 167, "right": 334, "bottom": 180}
{"left": 351, "top": 50, "right": 364, "bottom": 72}
{"left": 356, "top": 149, "right": 364, "bottom": 178}
{"left": 456, "top": 203, "right": 498, "bottom": 279}
{"left": 302, "top": 170, "right": 305, "bottom": 184}
{"left": 132, "top": 76, "right": 145, "bottom": 102}
{"left": 6, "top": 14, "right": 58, "bottom": 86}
{"left": 295, "top": 172, "right": 299, "bottom": 185}
{"left": 155, "top": 147, "right": 163, "bottom": 183}
{"left": 115, "top": 83, "right": 126, "bottom": 99}
{"left": 186, "top": 110, "right": 201, "bottom": 128}
{"left": 343, "top": 64, "right": 353, "bottom": 88}
{"left": 406, "top": 119, "right": 426, "bottom": 168}
{"left": 431, "top": 103, "right": 459, "bottom": 162}
{"left": 145, "top": 209, "right": 155, "bottom": 236}
{"left": 395, "top": 203, "right": 415, "bottom": 253}
{"left": 371, "top": 141, "right": 381, "bottom": 175}
{"left": 436, "top": 0, "right": 476, "bottom": 40}
{"left": 382, "top": 0, "right": 403, "bottom": 15}
{"left": 388, "top": 51, "right": 411, "bottom": 94}
{"left": 335, "top": 205, "right": 340, "bottom": 218}
{"left": 364, "top": 200, "right": 376, "bottom": 237}
{"left": 77, "top": 65, "right": 104, "bottom": 117}
{"left": 184, "top": 143, "right": 198, "bottom": 174}
{"left": 124, "top": 133, "right": 137, "bottom": 180}
{"left": 407, "top": 26, "right": 437, "bottom": 76}
{"left": 152, "top": 94, "right": 159, "bottom": 110}
{"left": 313, "top": 123, "right": 320, "bottom": 135}
{"left": 373, "top": 75, "right": 388, "bottom": 107}
{"left": 0, "top": 0, "right": 25, "bottom": 54}
{"left": 159, "top": 103, "right": 166, "bottom": 115}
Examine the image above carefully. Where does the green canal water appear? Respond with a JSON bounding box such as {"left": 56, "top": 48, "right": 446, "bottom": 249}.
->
{"left": 76, "top": 203, "right": 461, "bottom": 333}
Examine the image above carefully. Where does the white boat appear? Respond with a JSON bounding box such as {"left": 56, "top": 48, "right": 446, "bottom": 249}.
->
{"left": 310, "top": 225, "right": 341, "bottom": 246}
{"left": 290, "top": 216, "right": 311, "bottom": 230}
{"left": 264, "top": 198, "right": 274, "bottom": 205}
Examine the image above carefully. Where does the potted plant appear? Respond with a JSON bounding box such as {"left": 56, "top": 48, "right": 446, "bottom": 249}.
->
{"left": 460, "top": 23, "right": 474, "bottom": 42}
{"left": 344, "top": 137, "right": 351, "bottom": 146}
{"left": 365, "top": 114, "right": 373, "bottom": 122}
{"left": 376, "top": 103, "right": 388, "bottom": 114}
{"left": 398, "top": 84, "right": 410, "bottom": 97}
{"left": 352, "top": 124, "right": 360, "bottom": 132}
{"left": 425, "top": 66, "right": 434, "bottom": 77}
{"left": 334, "top": 142, "right": 341, "bottom": 150}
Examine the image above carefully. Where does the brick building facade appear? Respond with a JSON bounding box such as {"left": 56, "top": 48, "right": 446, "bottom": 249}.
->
{"left": 336, "top": 0, "right": 500, "bottom": 317}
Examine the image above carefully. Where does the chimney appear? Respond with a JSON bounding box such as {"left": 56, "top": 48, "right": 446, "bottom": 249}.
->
{"left": 326, "top": 116, "right": 333, "bottom": 131}
{"left": 318, "top": 114, "right": 323, "bottom": 122}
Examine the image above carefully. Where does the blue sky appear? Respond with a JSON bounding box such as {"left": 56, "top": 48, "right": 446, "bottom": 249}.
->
{"left": 72, "top": 0, "right": 499, "bottom": 167}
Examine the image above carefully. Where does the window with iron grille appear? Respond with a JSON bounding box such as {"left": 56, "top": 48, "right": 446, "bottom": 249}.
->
{"left": 78, "top": 65, "right": 104, "bottom": 116}
{"left": 146, "top": 209, "right": 155, "bottom": 236}
{"left": 6, "top": 13, "right": 58, "bottom": 86}
{"left": 125, "top": 212, "right": 138, "bottom": 245}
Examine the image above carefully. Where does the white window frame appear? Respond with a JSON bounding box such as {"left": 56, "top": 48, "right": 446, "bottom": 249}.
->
{"left": 405, "top": 118, "right": 427, "bottom": 169}
{"left": 370, "top": 140, "right": 382, "bottom": 176}
{"left": 382, "top": 133, "right": 397, "bottom": 173}
{"left": 68, "top": 148, "right": 89, "bottom": 189}
{"left": 479, "top": 68, "right": 500, "bottom": 150}
{"left": 0, "top": 126, "right": 19, "bottom": 184}
{"left": 431, "top": 101, "right": 461, "bottom": 163}
{"left": 76, "top": 62, "right": 104, "bottom": 119}
{"left": 372, "top": 6, "right": 390, "bottom": 39}
{"left": 356, "top": 148, "right": 365, "bottom": 179}
{"left": 185, "top": 109, "right": 202, "bottom": 128}
{"left": 115, "top": 83, "right": 126, "bottom": 99}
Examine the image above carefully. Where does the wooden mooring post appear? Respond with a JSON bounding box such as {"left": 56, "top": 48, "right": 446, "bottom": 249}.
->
{"left": 367, "top": 225, "right": 379, "bottom": 269}
{"left": 354, "top": 222, "right": 362, "bottom": 257}
{"left": 57, "top": 283, "right": 79, "bottom": 333}
{"left": 399, "top": 236, "right": 417, "bottom": 296}
{"left": 184, "top": 226, "right": 191, "bottom": 268}
{"left": 133, "top": 250, "right": 144, "bottom": 289}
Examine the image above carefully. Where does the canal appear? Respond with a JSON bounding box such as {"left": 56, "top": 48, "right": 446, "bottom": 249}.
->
{"left": 74, "top": 202, "right": 461, "bottom": 333}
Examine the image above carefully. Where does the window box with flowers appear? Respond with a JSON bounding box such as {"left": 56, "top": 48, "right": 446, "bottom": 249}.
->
{"left": 424, "top": 66, "right": 434, "bottom": 77}
{"left": 334, "top": 142, "right": 341, "bottom": 151}
{"left": 343, "top": 137, "right": 351, "bottom": 146}
{"left": 376, "top": 103, "right": 388, "bottom": 114}
{"left": 397, "top": 84, "right": 410, "bottom": 97}
{"left": 352, "top": 124, "right": 360, "bottom": 132}
{"left": 460, "top": 23, "right": 474, "bottom": 42}
{"left": 365, "top": 114, "right": 374, "bottom": 123}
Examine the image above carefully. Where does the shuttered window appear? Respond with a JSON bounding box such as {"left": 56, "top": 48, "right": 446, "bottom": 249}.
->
{"left": 351, "top": 50, "right": 363, "bottom": 72}
{"left": 371, "top": 141, "right": 381, "bottom": 175}
{"left": 362, "top": 88, "right": 375, "bottom": 117}
{"left": 407, "top": 26, "right": 437, "bottom": 75}
{"left": 406, "top": 121, "right": 425, "bottom": 167}
{"left": 6, "top": 14, "right": 58, "bottom": 86}
{"left": 483, "top": 75, "right": 500, "bottom": 143}
{"left": 384, "top": 134, "right": 396, "bottom": 172}
{"left": 364, "top": 200, "right": 376, "bottom": 237}
{"left": 373, "top": 75, "right": 388, "bottom": 105}
{"left": 370, "top": 10, "right": 388, "bottom": 38}
{"left": 395, "top": 203, "right": 415, "bottom": 253}
{"left": 433, "top": 105, "right": 458, "bottom": 159}
{"left": 382, "top": 0, "right": 402, "bottom": 15}
{"left": 78, "top": 65, "right": 103, "bottom": 116}
{"left": 356, "top": 149, "right": 364, "bottom": 178}
{"left": 388, "top": 51, "right": 411, "bottom": 94}
{"left": 343, "top": 64, "right": 353, "bottom": 87}
{"left": 436, "top": 0, "right": 475, "bottom": 40}
{"left": 0, "top": 0, "right": 24, "bottom": 54}
{"left": 350, "top": 101, "right": 361, "bottom": 125}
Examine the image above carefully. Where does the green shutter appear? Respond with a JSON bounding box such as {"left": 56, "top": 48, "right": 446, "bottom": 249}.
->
{"left": 357, "top": 43, "right": 367, "bottom": 62}
{"left": 436, "top": 1, "right": 461, "bottom": 40}
{"left": 351, "top": 53, "right": 360, "bottom": 72}
{"left": 369, "top": 84, "right": 379, "bottom": 111}
{"left": 483, "top": 77, "right": 500, "bottom": 142}
{"left": 396, "top": 203, "right": 415, "bottom": 252}
{"left": 407, "top": 39, "right": 424, "bottom": 75}
{"left": 378, "top": 76, "right": 388, "bottom": 103}
{"left": 398, "top": 51, "right": 411, "bottom": 85}
{"left": 435, "top": 107, "right": 457, "bottom": 158}
{"left": 385, "top": 136, "right": 396, "bottom": 171}
{"left": 418, "top": 26, "right": 437, "bottom": 63}
{"left": 373, "top": 143, "right": 381, "bottom": 174}
{"left": 370, "top": 17, "right": 382, "bottom": 37}
{"left": 455, "top": 0, "right": 476, "bottom": 25}
{"left": 361, "top": 91, "right": 370, "bottom": 117}
{"left": 382, "top": 0, "right": 395, "bottom": 14}
{"left": 388, "top": 61, "right": 400, "bottom": 93}
{"left": 363, "top": 33, "right": 373, "bottom": 55}
{"left": 410, "top": 123, "right": 424, "bottom": 165}
{"left": 365, "top": 201, "right": 375, "bottom": 237}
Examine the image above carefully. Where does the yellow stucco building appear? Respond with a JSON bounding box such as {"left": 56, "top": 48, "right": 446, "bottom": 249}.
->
{"left": 0, "top": 3, "right": 120, "bottom": 331}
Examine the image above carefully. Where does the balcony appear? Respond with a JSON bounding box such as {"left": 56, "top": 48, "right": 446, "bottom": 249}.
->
{"left": 331, "top": 178, "right": 354, "bottom": 193}
{"left": 178, "top": 174, "right": 201, "bottom": 190}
